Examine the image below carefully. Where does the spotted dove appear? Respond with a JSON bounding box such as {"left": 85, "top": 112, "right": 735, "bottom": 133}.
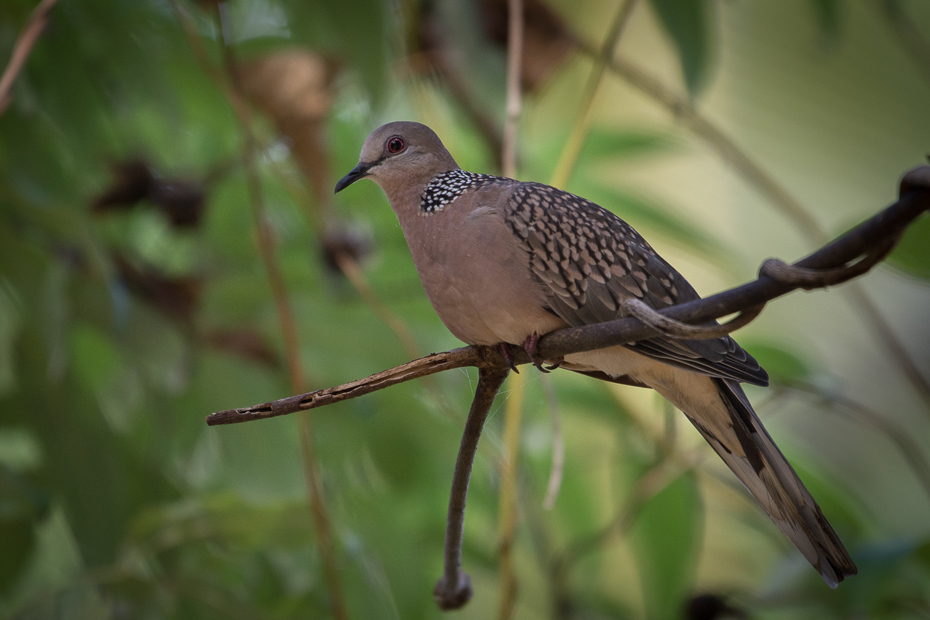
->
{"left": 335, "top": 121, "right": 857, "bottom": 587}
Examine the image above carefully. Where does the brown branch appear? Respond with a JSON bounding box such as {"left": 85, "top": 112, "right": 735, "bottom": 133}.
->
{"left": 0, "top": 0, "right": 59, "bottom": 115}
{"left": 208, "top": 347, "right": 489, "bottom": 425}
{"left": 433, "top": 366, "right": 511, "bottom": 610}
{"left": 620, "top": 298, "right": 764, "bottom": 340}
{"left": 207, "top": 166, "right": 930, "bottom": 426}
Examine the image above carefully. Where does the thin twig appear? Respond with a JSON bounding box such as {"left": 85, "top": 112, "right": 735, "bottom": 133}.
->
{"left": 541, "top": 375, "right": 565, "bottom": 511}
{"left": 501, "top": 0, "right": 523, "bottom": 180}
{"left": 207, "top": 347, "right": 488, "bottom": 425}
{"left": 434, "top": 366, "right": 511, "bottom": 610}
{"left": 0, "top": 0, "right": 59, "bottom": 115}
{"left": 496, "top": 370, "right": 524, "bottom": 620}
{"left": 206, "top": 168, "right": 930, "bottom": 426}
{"left": 787, "top": 380, "right": 930, "bottom": 502}
{"left": 497, "top": 1, "right": 525, "bottom": 616}
{"left": 758, "top": 235, "right": 898, "bottom": 289}
{"left": 621, "top": 298, "right": 764, "bottom": 340}
{"left": 213, "top": 5, "right": 349, "bottom": 618}
{"left": 171, "top": 1, "right": 228, "bottom": 92}
{"left": 549, "top": 0, "right": 641, "bottom": 189}
{"left": 842, "top": 286, "right": 930, "bottom": 411}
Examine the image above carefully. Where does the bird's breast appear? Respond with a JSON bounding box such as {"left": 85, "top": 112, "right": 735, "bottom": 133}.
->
{"left": 399, "top": 202, "right": 565, "bottom": 346}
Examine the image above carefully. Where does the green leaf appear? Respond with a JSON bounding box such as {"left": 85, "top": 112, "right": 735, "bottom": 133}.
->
{"left": 578, "top": 128, "right": 670, "bottom": 162}
{"left": 0, "top": 281, "right": 23, "bottom": 396}
{"left": 631, "top": 470, "right": 703, "bottom": 620}
{"left": 808, "top": 0, "right": 844, "bottom": 41}
{"left": 887, "top": 213, "right": 930, "bottom": 280}
{"left": 0, "top": 519, "right": 34, "bottom": 593}
{"left": 649, "top": 0, "right": 717, "bottom": 96}
{"left": 0, "top": 466, "right": 49, "bottom": 592}
{"left": 914, "top": 538, "right": 930, "bottom": 571}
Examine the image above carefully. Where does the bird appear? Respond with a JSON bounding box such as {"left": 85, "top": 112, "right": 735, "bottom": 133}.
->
{"left": 334, "top": 120, "right": 857, "bottom": 587}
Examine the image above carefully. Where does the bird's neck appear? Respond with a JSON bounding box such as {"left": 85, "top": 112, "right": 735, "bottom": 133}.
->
{"left": 379, "top": 166, "right": 462, "bottom": 224}
{"left": 381, "top": 178, "right": 430, "bottom": 223}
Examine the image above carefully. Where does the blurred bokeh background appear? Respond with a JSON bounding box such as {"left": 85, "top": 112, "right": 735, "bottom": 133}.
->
{"left": 1, "top": 0, "right": 929, "bottom": 618}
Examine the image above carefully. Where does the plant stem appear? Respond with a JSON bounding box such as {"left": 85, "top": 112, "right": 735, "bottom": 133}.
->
{"left": 214, "top": 5, "right": 349, "bottom": 618}
{"left": 0, "top": 0, "right": 60, "bottom": 115}
{"left": 549, "top": 0, "right": 641, "bottom": 189}
{"left": 497, "top": 0, "right": 525, "bottom": 616}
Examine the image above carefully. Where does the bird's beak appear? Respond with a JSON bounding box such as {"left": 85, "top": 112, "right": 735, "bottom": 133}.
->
{"left": 334, "top": 161, "right": 374, "bottom": 194}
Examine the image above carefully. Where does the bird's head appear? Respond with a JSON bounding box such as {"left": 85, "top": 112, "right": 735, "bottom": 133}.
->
{"left": 334, "top": 121, "right": 459, "bottom": 197}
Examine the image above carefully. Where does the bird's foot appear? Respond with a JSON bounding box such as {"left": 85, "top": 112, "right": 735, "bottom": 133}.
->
{"left": 497, "top": 343, "right": 519, "bottom": 373}
{"left": 523, "top": 332, "right": 562, "bottom": 373}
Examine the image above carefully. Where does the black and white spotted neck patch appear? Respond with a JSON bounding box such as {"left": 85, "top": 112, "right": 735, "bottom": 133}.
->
{"left": 420, "top": 169, "right": 502, "bottom": 213}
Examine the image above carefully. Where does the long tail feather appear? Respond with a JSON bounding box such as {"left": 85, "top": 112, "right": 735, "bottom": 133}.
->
{"left": 692, "top": 378, "right": 857, "bottom": 586}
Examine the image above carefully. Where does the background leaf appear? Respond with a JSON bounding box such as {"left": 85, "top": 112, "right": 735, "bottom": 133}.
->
{"left": 631, "top": 471, "right": 703, "bottom": 620}
{"left": 808, "top": 0, "right": 844, "bottom": 42}
{"left": 648, "top": 0, "right": 717, "bottom": 96}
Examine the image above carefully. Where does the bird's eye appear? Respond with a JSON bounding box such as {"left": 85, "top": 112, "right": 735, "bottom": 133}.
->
{"left": 387, "top": 137, "right": 405, "bottom": 154}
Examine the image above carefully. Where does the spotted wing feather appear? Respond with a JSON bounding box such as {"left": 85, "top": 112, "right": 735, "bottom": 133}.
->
{"left": 504, "top": 182, "right": 768, "bottom": 386}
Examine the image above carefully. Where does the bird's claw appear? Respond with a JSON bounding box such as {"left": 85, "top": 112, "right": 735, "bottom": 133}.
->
{"left": 498, "top": 342, "right": 519, "bottom": 373}
{"left": 497, "top": 334, "right": 562, "bottom": 374}
{"left": 523, "top": 332, "right": 558, "bottom": 373}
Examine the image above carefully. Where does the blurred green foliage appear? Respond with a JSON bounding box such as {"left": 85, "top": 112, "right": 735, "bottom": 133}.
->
{"left": 648, "top": 0, "right": 716, "bottom": 96}
{"left": 1, "top": 0, "right": 929, "bottom": 619}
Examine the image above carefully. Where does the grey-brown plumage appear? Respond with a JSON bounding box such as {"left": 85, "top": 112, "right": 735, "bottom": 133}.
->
{"left": 336, "top": 121, "right": 857, "bottom": 586}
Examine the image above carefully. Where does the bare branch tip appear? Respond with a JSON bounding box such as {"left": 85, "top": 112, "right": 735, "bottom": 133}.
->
{"left": 900, "top": 164, "right": 930, "bottom": 198}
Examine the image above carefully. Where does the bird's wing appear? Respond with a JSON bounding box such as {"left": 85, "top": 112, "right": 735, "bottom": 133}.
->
{"left": 503, "top": 181, "right": 768, "bottom": 386}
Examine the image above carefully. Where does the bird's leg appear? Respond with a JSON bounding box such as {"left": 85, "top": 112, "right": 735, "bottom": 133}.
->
{"left": 523, "top": 332, "right": 547, "bottom": 372}
{"left": 497, "top": 342, "right": 520, "bottom": 374}
{"left": 522, "top": 331, "right": 564, "bottom": 372}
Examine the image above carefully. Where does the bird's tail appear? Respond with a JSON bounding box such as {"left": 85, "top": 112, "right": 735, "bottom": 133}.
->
{"left": 691, "top": 379, "right": 857, "bottom": 587}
